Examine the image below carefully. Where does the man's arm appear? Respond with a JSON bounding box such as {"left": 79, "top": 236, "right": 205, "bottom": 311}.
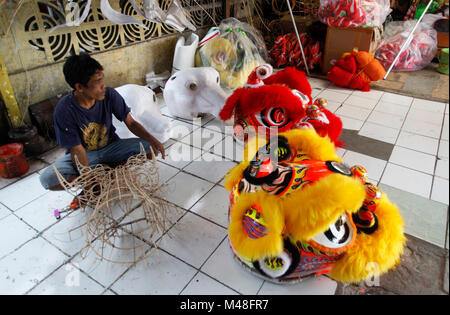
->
{"left": 69, "top": 144, "right": 90, "bottom": 170}
{"left": 124, "top": 113, "right": 166, "bottom": 159}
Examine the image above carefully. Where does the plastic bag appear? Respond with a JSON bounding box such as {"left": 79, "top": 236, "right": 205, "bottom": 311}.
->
{"left": 195, "top": 18, "right": 268, "bottom": 89}
{"left": 318, "top": 0, "right": 391, "bottom": 28}
{"left": 269, "top": 33, "right": 322, "bottom": 71}
{"left": 375, "top": 21, "right": 437, "bottom": 71}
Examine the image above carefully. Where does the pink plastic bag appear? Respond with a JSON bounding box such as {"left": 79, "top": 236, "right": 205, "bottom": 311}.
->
{"left": 375, "top": 21, "right": 437, "bottom": 71}
{"left": 318, "top": 0, "right": 390, "bottom": 27}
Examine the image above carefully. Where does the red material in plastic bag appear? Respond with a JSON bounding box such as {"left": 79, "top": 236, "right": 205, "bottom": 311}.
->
{"left": 269, "top": 33, "right": 322, "bottom": 71}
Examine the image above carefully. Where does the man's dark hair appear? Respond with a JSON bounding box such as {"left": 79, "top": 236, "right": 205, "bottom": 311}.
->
{"left": 63, "top": 53, "right": 103, "bottom": 89}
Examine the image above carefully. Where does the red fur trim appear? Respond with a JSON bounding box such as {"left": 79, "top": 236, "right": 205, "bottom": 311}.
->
{"left": 219, "top": 88, "right": 244, "bottom": 121}
{"left": 263, "top": 67, "right": 312, "bottom": 102}
{"left": 224, "top": 85, "right": 306, "bottom": 120}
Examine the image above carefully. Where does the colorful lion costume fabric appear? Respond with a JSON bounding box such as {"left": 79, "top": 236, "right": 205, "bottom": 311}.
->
{"left": 327, "top": 50, "right": 386, "bottom": 91}
{"left": 224, "top": 129, "right": 406, "bottom": 283}
{"left": 195, "top": 18, "right": 267, "bottom": 89}
{"left": 219, "top": 64, "right": 344, "bottom": 146}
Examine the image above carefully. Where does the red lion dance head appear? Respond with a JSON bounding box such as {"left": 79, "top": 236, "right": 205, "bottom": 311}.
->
{"left": 219, "top": 65, "right": 344, "bottom": 146}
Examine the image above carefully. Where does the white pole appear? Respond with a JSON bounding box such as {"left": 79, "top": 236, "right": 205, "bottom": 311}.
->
{"left": 286, "top": 0, "right": 310, "bottom": 76}
{"left": 383, "top": 0, "right": 434, "bottom": 79}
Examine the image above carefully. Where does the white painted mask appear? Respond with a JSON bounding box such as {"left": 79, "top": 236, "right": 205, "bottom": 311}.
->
{"left": 163, "top": 67, "right": 227, "bottom": 120}
{"left": 114, "top": 84, "right": 172, "bottom": 143}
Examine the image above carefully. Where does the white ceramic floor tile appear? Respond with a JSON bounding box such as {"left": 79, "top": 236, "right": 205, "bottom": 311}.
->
{"left": 402, "top": 116, "right": 443, "bottom": 139}
{"left": 396, "top": 131, "right": 439, "bottom": 155}
{"left": 324, "top": 100, "right": 341, "bottom": 113}
{"left": 169, "top": 119, "right": 199, "bottom": 140}
{"left": 258, "top": 276, "right": 337, "bottom": 295}
{"left": 318, "top": 89, "right": 349, "bottom": 103}
{"left": 379, "top": 184, "right": 448, "bottom": 248}
{"left": 367, "top": 111, "right": 405, "bottom": 129}
{"left": 343, "top": 94, "right": 379, "bottom": 109}
{"left": 0, "top": 203, "right": 11, "bottom": 221}
{"left": 431, "top": 177, "right": 449, "bottom": 205}
{"left": 201, "top": 239, "right": 264, "bottom": 295}
{"left": 0, "top": 173, "right": 47, "bottom": 211}
{"left": 352, "top": 89, "right": 384, "bottom": 101}
{"left": 183, "top": 152, "right": 236, "bottom": 184}
{"left": 179, "top": 128, "right": 224, "bottom": 151}
{"left": 41, "top": 209, "right": 90, "bottom": 257}
{"left": 438, "top": 140, "right": 449, "bottom": 158}
{"left": 335, "top": 147, "right": 347, "bottom": 158}
{"left": 311, "top": 87, "right": 322, "bottom": 98}
{"left": 380, "top": 163, "right": 432, "bottom": 198}
{"left": 339, "top": 116, "right": 364, "bottom": 131}
{"left": 0, "top": 237, "right": 68, "bottom": 295}
{"left": 72, "top": 236, "right": 152, "bottom": 288}
{"left": 190, "top": 185, "right": 230, "bottom": 228}
{"left": 374, "top": 100, "right": 410, "bottom": 117}
{"left": 406, "top": 108, "right": 445, "bottom": 126}
{"left": 110, "top": 248, "right": 197, "bottom": 294}
{"left": 14, "top": 190, "right": 74, "bottom": 232}
{"left": 159, "top": 212, "right": 227, "bottom": 268}
{"left": 308, "top": 78, "right": 330, "bottom": 89}
{"left": 0, "top": 214, "right": 37, "bottom": 259}
{"left": 326, "top": 84, "right": 353, "bottom": 94}
{"left": 435, "top": 157, "right": 449, "bottom": 179}
{"left": 27, "top": 262, "right": 105, "bottom": 295}
{"left": 358, "top": 122, "right": 400, "bottom": 144}
{"left": 157, "top": 162, "right": 179, "bottom": 184}
{"left": 0, "top": 176, "right": 20, "bottom": 190}
{"left": 181, "top": 272, "right": 238, "bottom": 295}
{"left": 380, "top": 92, "right": 413, "bottom": 107}
{"left": 442, "top": 115, "right": 449, "bottom": 141}
{"left": 163, "top": 172, "right": 215, "bottom": 209}
{"left": 335, "top": 104, "right": 372, "bottom": 121}
{"left": 389, "top": 146, "right": 436, "bottom": 175}
{"left": 159, "top": 142, "right": 203, "bottom": 169}
{"left": 204, "top": 118, "right": 234, "bottom": 136}
{"left": 411, "top": 98, "right": 446, "bottom": 114}
{"left": 211, "top": 136, "right": 245, "bottom": 162}
{"left": 342, "top": 150, "right": 387, "bottom": 181}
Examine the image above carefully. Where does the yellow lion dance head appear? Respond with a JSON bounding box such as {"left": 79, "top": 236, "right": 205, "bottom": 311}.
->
{"left": 224, "top": 129, "right": 406, "bottom": 283}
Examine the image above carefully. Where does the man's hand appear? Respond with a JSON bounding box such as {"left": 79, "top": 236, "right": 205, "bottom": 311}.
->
{"left": 149, "top": 138, "right": 166, "bottom": 159}
{"left": 124, "top": 113, "right": 166, "bottom": 159}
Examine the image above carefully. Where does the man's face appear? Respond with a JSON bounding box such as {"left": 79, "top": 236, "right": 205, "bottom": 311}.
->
{"left": 78, "top": 69, "right": 106, "bottom": 100}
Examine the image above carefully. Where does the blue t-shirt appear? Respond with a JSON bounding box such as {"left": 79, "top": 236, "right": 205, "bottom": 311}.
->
{"left": 54, "top": 87, "right": 130, "bottom": 151}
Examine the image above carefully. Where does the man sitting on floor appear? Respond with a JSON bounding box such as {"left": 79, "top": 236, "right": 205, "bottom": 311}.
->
{"left": 39, "top": 53, "right": 165, "bottom": 193}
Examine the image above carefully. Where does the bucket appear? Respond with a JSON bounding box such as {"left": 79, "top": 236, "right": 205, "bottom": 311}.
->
{"left": 0, "top": 143, "right": 29, "bottom": 178}
{"left": 437, "top": 48, "right": 449, "bottom": 75}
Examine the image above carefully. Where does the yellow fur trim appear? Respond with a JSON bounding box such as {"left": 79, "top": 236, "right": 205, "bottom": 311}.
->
{"left": 226, "top": 129, "right": 340, "bottom": 192}
{"left": 228, "top": 191, "right": 285, "bottom": 260}
{"left": 283, "top": 174, "right": 366, "bottom": 241}
{"left": 224, "top": 162, "right": 249, "bottom": 191}
{"left": 330, "top": 194, "right": 406, "bottom": 283}
{"left": 280, "top": 129, "right": 341, "bottom": 162}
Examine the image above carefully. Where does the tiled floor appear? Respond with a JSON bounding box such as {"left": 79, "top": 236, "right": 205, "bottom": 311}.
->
{"left": 0, "top": 78, "right": 448, "bottom": 295}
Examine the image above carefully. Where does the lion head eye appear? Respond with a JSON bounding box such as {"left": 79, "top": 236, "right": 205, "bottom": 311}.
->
{"left": 188, "top": 82, "right": 197, "bottom": 91}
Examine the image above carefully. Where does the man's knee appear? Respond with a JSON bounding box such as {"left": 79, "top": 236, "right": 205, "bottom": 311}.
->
{"left": 39, "top": 164, "right": 77, "bottom": 190}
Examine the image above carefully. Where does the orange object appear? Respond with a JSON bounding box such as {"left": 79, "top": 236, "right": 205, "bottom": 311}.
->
{"left": 327, "top": 50, "right": 386, "bottom": 91}
{"left": 0, "top": 143, "right": 29, "bottom": 178}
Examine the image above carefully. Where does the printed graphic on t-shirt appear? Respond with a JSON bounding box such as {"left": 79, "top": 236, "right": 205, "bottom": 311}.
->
{"left": 81, "top": 122, "right": 109, "bottom": 150}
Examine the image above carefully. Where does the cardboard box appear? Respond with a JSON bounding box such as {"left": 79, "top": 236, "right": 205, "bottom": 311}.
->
{"left": 322, "top": 25, "right": 383, "bottom": 74}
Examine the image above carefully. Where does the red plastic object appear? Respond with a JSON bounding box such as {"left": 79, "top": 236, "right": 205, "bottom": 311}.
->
{"left": 0, "top": 143, "right": 29, "bottom": 178}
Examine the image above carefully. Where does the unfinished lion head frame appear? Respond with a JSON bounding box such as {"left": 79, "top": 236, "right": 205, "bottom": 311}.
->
{"left": 54, "top": 143, "right": 178, "bottom": 264}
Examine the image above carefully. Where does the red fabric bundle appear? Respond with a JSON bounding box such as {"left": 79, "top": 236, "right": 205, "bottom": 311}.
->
{"left": 327, "top": 50, "right": 386, "bottom": 91}
{"left": 269, "top": 33, "right": 322, "bottom": 72}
